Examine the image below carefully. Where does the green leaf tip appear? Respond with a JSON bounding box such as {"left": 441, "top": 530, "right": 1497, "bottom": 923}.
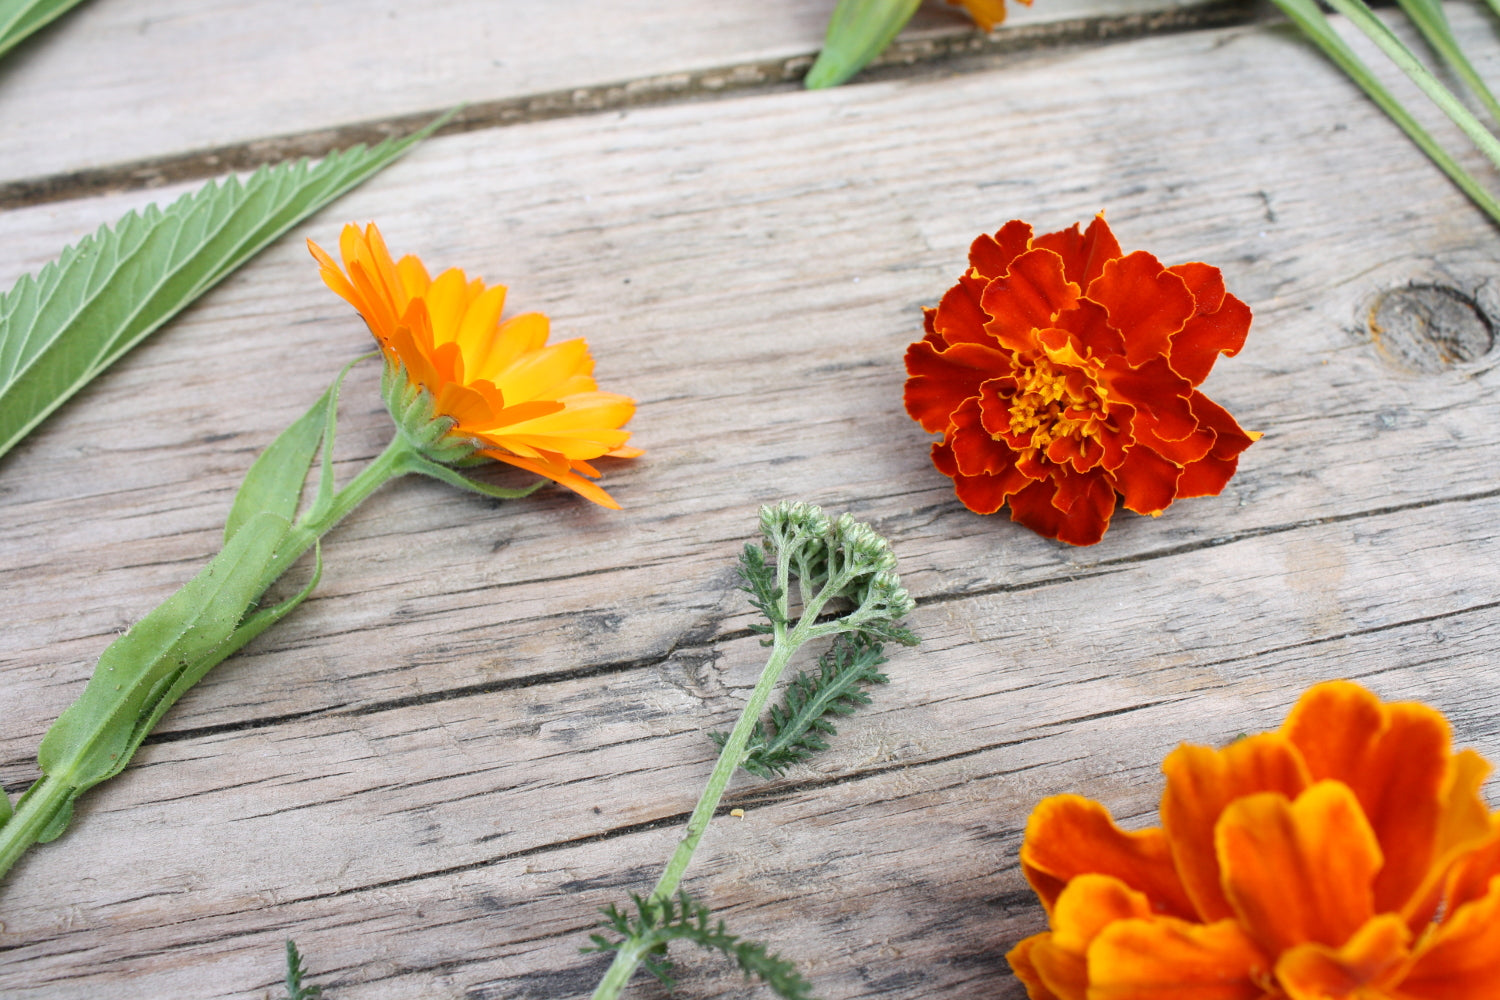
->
{"left": 0, "top": 0, "right": 93, "bottom": 62}
{"left": 0, "top": 108, "right": 451, "bottom": 469}
{"left": 805, "top": 0, "right": 923, "bottom": 88}
{"left": 276, "top": 939, "right": 324, "bottom": 1000}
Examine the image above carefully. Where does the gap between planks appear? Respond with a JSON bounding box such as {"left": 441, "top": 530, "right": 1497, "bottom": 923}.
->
{"left": 0, "top": 0, "right": 1256, "bottom": 212}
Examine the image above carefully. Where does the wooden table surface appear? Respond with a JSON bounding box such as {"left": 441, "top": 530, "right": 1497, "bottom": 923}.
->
{"left": 4, "top": 1, "right": 1500, "bottom": 997}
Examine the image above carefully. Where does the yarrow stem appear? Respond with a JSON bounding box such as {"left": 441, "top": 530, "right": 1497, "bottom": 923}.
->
{"left": 589, "top": 502, "right": 916, "bottom": 1000}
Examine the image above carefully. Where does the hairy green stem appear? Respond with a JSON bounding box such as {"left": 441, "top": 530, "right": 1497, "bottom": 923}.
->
{"left": 0, "top": 436, "right": 415, "bottom": 885}
{"left": 591, "top": 555, "right": 856, "bottom": 1000}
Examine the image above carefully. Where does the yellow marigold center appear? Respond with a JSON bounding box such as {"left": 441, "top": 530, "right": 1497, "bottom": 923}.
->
{"left": 1007, "top": 356, "right": 1107, "bottom": 450}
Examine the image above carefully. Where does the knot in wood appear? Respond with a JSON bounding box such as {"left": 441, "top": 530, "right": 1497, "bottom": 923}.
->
{"left": 1367, "top": 283, "right": 1494, "bottom": 373}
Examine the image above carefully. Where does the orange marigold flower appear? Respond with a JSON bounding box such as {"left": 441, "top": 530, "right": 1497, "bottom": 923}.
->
{"left": 1008, "top": 680, "right": 1500, "bottom": 1000}
{"left": 903, "top": 216, "right": 1258, "bottom": 545}
{"left": 309, "top": 223, "right": 641, "bottom": 509}
{"left": 946, "top": 0, "right": 1031, "bottom": 31}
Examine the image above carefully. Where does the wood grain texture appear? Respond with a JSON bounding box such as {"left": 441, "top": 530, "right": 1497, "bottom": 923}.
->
{"left": 4, "top": 6, "right": 1500, "bottom": 1000}
{"left": 0, "top": 0, "right": 1211, "bottom": 188}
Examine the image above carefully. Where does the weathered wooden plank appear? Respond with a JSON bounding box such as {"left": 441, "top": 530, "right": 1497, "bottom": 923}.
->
{"left": 0, "top": 0, "right": 1214, "bottom": 188}
{"left": 2, "top": 582, "right": 1497, "bottom": 998}
{"left": 4, "top": 10, "right": 1499, "bottom": 770}
{"left": 4, "top": 11, "right": 1500, "bottom": 999}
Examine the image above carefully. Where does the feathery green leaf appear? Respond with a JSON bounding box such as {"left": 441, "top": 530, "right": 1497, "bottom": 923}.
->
{"left": 276, "top": 939, "right": 324, "bottom": 1000}
{"left": 0, "top": 111, "right": 450, "bottom": 467}
{"left": 0, "top": 0, "right": 91, "bottom": 61}
{"left": 712, "top": 632, "right": 889, "bottom": 778}
{"left": 585, "top": 890, "right": 815, "bottom": 1000}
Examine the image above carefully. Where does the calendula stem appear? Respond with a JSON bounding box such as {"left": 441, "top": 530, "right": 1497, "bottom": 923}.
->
{"left": 0, "top": 435, "right": 415, "bottom": 886}
{"left": 0, "top": 775, "right": 71, "bottom": 880}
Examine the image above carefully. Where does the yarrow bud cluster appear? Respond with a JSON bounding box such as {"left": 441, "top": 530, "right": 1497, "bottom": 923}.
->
{"left": 751, "top": 501, "right": 917, "bottom": 646}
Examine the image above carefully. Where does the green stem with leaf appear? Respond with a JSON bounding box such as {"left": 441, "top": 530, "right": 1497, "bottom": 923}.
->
{"left": 0, "top": 356, "right": 539, "bottom": 886}
{"left": 588, "top": 503, "right": 917, "bottom": 1000}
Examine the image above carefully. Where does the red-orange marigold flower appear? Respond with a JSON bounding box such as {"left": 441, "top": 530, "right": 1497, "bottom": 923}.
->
{"left": 1007, "top": 680, "right": 1500, "bottom": 1000}
{"left": 904, "top": 216, "right": 1257, "bottom": 545}
{"left": 310, "top": 223, "right": 641, "bottom": 509}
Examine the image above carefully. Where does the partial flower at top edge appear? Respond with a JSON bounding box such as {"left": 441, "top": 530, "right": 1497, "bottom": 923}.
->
{"left": 1007, "top": 680, "right": 1500, "bottom": 1000}
{"left": 946, "top": 0, "right": 1031, "bottom": 31}
{"left": 308, "top": 223, "right": 641, "bottom": 509}
{"left": 903, "top": 214, "right": 1258, "bottom": 545}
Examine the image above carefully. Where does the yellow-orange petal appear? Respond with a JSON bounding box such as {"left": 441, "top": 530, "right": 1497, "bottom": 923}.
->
{"left": 1217, "top": 782, "right": 1381, "bottom": 956}
{"left": 492, "top": 338, "right": 593, "bottom": 401}
{"left": 396, "top": 253, "right": 432, "bottom": 296}
{"left": 1087, "top": 917, "right": 1272, "bottom": 1000}
{"left": 1019, "top": 794, "right": 1197, "bottom": 920}
{"left": 1027, "top": 874, "right": 1154, "bottom": 1000}
{"left": 1398, "top": 876, "right": 1500, "bottom": 998}
{"left": 1161, "top": 734, "right": 1312, "bottom": 923}
{"left": 487, "top": 450, "right": 621, "bottom": 510}
{"left": 1008, "top": 934, "right": 1066, "bottom": 1000}
{"left": 1275, "top": 914, "right": 1411, "bottom": 1000}
{"left": 425, "top": 267, "right": 474, "bottom": 348}
{"left": 1282, "top": 682, "right": 1451, "bottom": 913}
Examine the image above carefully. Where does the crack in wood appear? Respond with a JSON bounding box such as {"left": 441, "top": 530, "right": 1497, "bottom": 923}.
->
{"left": 0, "top": 0, "right": 1256, "bottom": 212}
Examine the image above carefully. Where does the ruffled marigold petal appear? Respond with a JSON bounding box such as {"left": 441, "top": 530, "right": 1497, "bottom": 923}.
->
{"left": 1024, "top": 875, "right": 1156, "bottom": 1000}
{"left": 1006, "top": 474, "right": 1115, "bottom": 546}
{"left": 981, "top": 248, "right": 1079, "bottom": 353}
{"left": 1161, "top": 734, "right": 1312, "bottom": 923}
{"left": 1087, "top": 251, "right": 1197, "bottom": 367}
{"left": 1281, "top": 683, "right": 1452, "bottom": 914}
{"left": 903, "top": 339, "right": 1011, "bottom": 433}
{"left": 1399, "top": 877, "right": 1500, "bottom": 998}
{"left": 1174, "top": 393, "right": 1260, "bottom": 499}
{"left": 1087, "top": 917, "right": 1273, "bottom": 1000}
{"left": 1167, "top": 264, "right": 1252, "bottom": 387}
{"left": 1033, "top": 214, "right": 1123, "bottom": 291}
{"left": 1217, "top": 782, "right": 1382, "bottom": 955}
{"left": 1275, "top": 914, "right": 1412, "bottom": 1000}
{"left": 1110, "top": 445, "right": 1182, "bottom": 516}
{"left": 1020, "top": 794, "right": 1197, "bottom": 920}
{"left": 971, "top": 219, "right": 1035, "bottom": 279}
{"left": 1009, "top": 934, "right": 1066, "bottom": 1000}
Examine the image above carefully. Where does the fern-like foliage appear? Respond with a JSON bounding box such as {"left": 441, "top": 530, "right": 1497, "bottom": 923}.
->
{"left": 584, "top": 890, "right": 815, "bottom": 1000}
{"left": 275, "top": 939, "right": 323, "bottom": 1000}
{"left": 711, "top": 632, "right": 888, "bottom": 778}
{"left": 0, "top": 111, "right": 449, "bottom": 465}
{"left": 738, "top": 541, "right": 785, "bottom": 639}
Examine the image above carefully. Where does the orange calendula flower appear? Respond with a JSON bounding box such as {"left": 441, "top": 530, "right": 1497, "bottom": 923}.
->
{"left": 309, "top": 223, "right": 641, "bottom": 509}
{"left": 1008, "top": 680, "right": 1500, "bottom": 1000}
{"left": 946, "top": 0, "right": 1031, "bottom": 31}
{"left": 904, "top": 216, "right": 1258, "bottom": 545}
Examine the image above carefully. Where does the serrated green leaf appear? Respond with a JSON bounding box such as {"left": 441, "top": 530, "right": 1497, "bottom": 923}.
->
{"left": 0, "top": 0, "right": 91, "bottom": 61}
{"left": 0, "top": 789, "right": 11, "bottom": 828}
{"left": 0, "top": 110, "right": 452, "bottom": 467}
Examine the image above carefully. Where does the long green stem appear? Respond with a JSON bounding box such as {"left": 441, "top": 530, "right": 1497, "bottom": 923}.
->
{"left": 0, "top": 436, "right": 415, "bottom": 885}
{"left": 1325, "top": 0, "right": 1500, "bottom": 166}
{"left": 591, "top": 554, "right": 856, "bottom": 1000}
{"left": 1273, "top": 0, "right": 1500, "bottom": 226}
